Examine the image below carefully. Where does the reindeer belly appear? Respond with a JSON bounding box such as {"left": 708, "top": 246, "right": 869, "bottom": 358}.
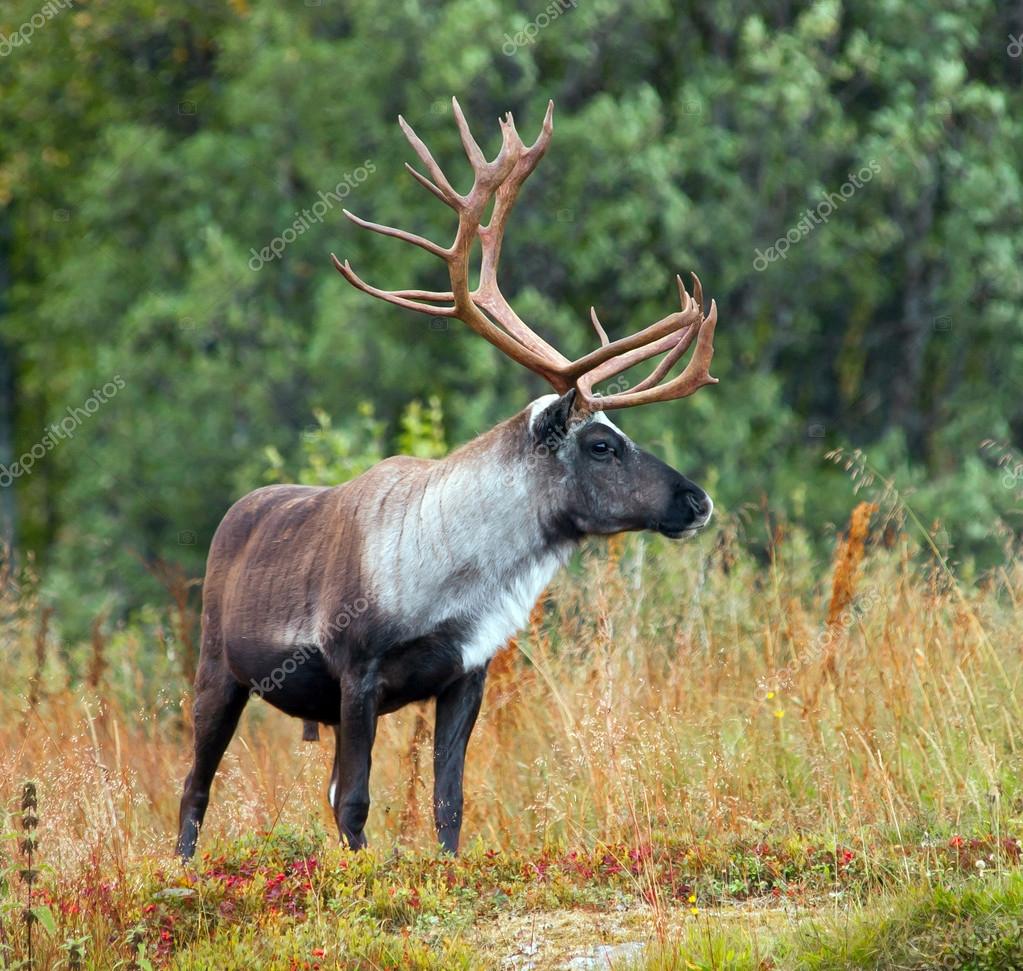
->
{"left": 376, "top": 619, "right": 470, "bottom": 713}
{"left": 226, "top": 635, "right": 342, "bottom": 724}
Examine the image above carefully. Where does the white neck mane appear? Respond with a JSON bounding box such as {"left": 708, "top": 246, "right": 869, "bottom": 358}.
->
{"left": 362, "top": 410, "right": 573, "bottom": 669}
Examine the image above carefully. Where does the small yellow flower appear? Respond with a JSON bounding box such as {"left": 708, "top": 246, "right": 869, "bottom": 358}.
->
{"left": 689, "top": 906, "right": 699, "bottom": 916}
{"left": 688, "top": 894, "right": 697, "bottom": 903}
{"left": 774, "top": 708, "right": 785, "bottom": 719}
{"left": 766, "top": 691, "right": 775, "bottom": 700}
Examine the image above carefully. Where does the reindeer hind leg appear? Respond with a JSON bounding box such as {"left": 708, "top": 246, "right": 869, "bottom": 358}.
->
{"left": 176, "top": 669, "right": 248, "bottom": 860}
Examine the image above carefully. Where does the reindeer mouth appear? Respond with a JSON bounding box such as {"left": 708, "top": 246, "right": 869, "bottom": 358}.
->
{"left": 660, "top": 508, "right": 714, "bottom": 539}
{"left": 659, "top": 523, "right": 707, "bottom": 540}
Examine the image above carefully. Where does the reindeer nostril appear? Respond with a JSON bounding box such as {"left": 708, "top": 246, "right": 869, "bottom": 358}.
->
{"left": 685, "top": 492, "right": 704, "bottom": 513}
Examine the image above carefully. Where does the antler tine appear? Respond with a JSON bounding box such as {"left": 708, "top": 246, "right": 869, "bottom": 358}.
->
{"left": 468, "top": 101, "right": 571, "bottom": 365}
{"left": 564, "top": 303, "right": 700, "bottom": 381}
{"left": 643, "top": 299, "right": 718, "bottom": 400}
{"left": 619, "top": 278, "right": 704, "bottom": 393}
{"left": 493, "top": 112, "right": 528, "bottom": 184}
{"left": 573, "top": 273, "right": 717, "bottom": 411}
{"left": 626, "top": 325, "right": 699, "bottom": 394}
{"left": 687, "top": 271, "right": 703, "bottom": 311}
{"left": 586, "top": 300, "right": 719, "bottom": 411}
{"left": 451, "top": 97, "right": 487, "bottom": 170}
{"left": 389, "top": 287, "right": 454, "bottom": 302}
{"left": 404, "top": 163, "right": 453, "bottom": 207}
{"left": 331, "top": 255, "right": 458, "bottom": 317}
{"left": 532, "top": 100, "right": 554, "bottom": 155}
{"left": 398, "top": 115, "right": 460, "bottom": 206}
{"left": 342, "top": 208, "right": 450, "bottom": 260}
{"left": 589, "top": 308, "right": 610, "bottom": 347}
{"left": 332, "top": 254, "right": 567, "bottom": 380}
{"left": 575, "top": 331, "right": 677, "bottom": 391}
{"left": 489, "top": 102, "right": 553, "bottom": 212}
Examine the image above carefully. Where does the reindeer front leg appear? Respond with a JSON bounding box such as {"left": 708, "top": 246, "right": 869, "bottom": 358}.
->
{"left": 334, "top": 677, "right": 377, "bottom": 849}
{"left": 433, "top": 668, "right": 486, "bottom": 853}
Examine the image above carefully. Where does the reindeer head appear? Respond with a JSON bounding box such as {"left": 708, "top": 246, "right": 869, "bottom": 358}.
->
{"left": 334, "top": 98, "right": 720, "bottom": 542}
{"left": 527, "top": 389, "right": 712, "bottom": 540}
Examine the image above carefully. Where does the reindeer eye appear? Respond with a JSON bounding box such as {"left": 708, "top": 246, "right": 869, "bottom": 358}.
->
{"left": 589, "top": 441, "right": 612, "bottom": 458}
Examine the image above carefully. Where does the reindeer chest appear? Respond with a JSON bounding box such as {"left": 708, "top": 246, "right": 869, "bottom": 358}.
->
{"left": 452, "top": 552, "right": 564, "bottom": 670}
{"left": 371, "top": 545, "right": 566, "bottom": 684}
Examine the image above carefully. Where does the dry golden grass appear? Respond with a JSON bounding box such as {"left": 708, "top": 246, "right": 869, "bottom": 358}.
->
{"left": 1, "top": 506, "right": 1021, "bottom": 967}
{"left": 3, "top": 512, "right": 1020, "bottom": 864}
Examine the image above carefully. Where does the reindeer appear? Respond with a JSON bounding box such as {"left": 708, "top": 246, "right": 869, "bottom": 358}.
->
{"left": 176, "top": 99, "right": 719, "bottom": 859}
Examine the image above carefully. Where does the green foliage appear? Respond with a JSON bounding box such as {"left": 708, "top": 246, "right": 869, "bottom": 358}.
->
{"left": 1, "top": 0, "right": 1021, "bottom": 630}
{"left": 630, "top": 874, "right": 1023, "bottom": 969}
{"left": 397, "top": 395, "right": 447, "bottom": 460}
{"left": 257, "top": 396, "right": 446, "bottom": 488}
{"left": 261, "top": 405, "right": 386, "bottom": 487}
{"left": 778, "top": 873, "right": 1023, "bottom": 971}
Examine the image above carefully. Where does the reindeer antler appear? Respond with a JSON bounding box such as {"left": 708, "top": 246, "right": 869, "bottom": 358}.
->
{"left": 332, "top": 98, "right": 719, "bottom": 411}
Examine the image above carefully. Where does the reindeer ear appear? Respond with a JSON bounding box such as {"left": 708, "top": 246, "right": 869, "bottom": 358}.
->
{"left": 533, "top": 389, "right": 579, "bottom": 449}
